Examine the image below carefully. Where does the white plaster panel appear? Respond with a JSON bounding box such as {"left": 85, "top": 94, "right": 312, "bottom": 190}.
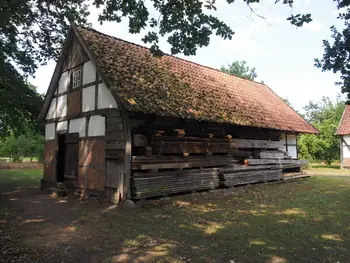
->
{"left": 286, "top": 134, "right": 297, "bottom": 144}
{"left": 82, "top": 86, "right": 95, "bottom": 112}
{"left": 45, "top": 123, "right": 56, "bottom": 140}
{"left": 58, "top": 71, "right": 69, "bottom": 94}
{"left": 98, "top": 83, "right": 118, "bottom": 109}
{"left": 343, "top": 135, "right": 350, "bottom": 158}
{"left": 45, "top": 98, "right": 57, "bottom": 120}
{"left": 343, "top": 141, "right": 350, "bottom": 159}
{"left": 88, "top": 115, "right": 105, "bottom": 137}
{"left": 343, "top": 146, "right": 350, "bottom": 158}
{"left": 82, "top": 61, "right": 96, "bottom": 85}
{"left": 56, "top": 121, "right": 68, "bottom": 131}
{"left": 56, "top": 95, "right": 67, "bottom": 117}
{"left": 69, "top": 118, "right": 86, "bottom": 137}
{"left": 287, "top": 146, "right": 297, "bottom": 159}
{"left": 343, "top": 135, "right": 350, "bottom": 144}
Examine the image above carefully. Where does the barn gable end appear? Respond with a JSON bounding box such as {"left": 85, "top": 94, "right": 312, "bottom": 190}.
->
{"left": 40, "top": 28, "right": 129, "bottom": 203}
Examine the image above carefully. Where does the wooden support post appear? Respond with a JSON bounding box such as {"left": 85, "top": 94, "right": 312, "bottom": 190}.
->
{"left": 122, "top": 111, "right": 132, "bottom": 200}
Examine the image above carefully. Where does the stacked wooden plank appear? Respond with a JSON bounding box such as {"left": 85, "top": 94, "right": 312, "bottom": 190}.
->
{"left": 131, "top": 168, "right": 219, "bottom": 198}
{"left": 246, "top": 159, "right": 308, "bottom": 170}
{"left": 219, "top": 165, "right": 283, "bottom": 187}
{"left": 151, "top": 136, "right": 283, "bottom": 155}
{"left": 132, "top": 155, "right": 239, "bottom": 170}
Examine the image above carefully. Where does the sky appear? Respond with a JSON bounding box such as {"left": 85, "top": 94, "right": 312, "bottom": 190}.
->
{"left": 29, "top": 0, "right": 344, "bottom": 112}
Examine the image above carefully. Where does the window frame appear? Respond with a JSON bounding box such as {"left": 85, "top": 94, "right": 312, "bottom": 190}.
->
{"left": 70, "top": 67, "right": 82, "bottom": 90}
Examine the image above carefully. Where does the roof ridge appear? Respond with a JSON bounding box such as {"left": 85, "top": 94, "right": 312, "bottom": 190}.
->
{"left": 77, "top": 25, "right": 268, "bottom": 87}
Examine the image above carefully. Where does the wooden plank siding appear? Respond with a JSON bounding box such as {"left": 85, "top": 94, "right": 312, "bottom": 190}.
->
{"left": 104, "top": 110, "right": 130, "bottom": 203}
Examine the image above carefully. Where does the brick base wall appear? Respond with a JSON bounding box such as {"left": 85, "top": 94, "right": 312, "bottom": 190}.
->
{"left": 343, "top": 158, "right": 350, "bottom": 168}
{"left": 78, "top": 138, "right": 105, "bottom": 191}
{"left": 43, "top": 140, "right": 56, "bottom": 182}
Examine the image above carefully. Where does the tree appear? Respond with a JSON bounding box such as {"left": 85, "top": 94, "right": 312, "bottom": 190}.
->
{"left": 221, "top": 61, "right": 258, "bottom": 81}
{"left": 1, "top": 0, "right": 312, "bottom": 75}
{"left": 2, "top": 1, "right": 313, "bottom": 134}
{"left": 315, "top": 0, "right": 350, "bottom": 100}
{"left": 0, "top": 130, "right": 44, "bottom": 163}
{"left": 1, "top": 0, "right": 86, "bottom": 134}
{"left": 0, "top": 63, "right": 44, "bottom": 136}
{"left": 298, "top": 96, "right": 345, "bottom": 165}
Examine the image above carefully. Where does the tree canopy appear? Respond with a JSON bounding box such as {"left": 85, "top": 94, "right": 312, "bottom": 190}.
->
{"left": 0, "top": 61, "right": 43, "bottom": 136}
{"left": 1, "top": 0, "right": 311, "bottom": 75}
{"left": 221, "top": 61, "right": 258, "bottom": 81}
{"left": 315, "top": 0, "right": 350, "bottom": 100}
{"left": 298, "top": 96, "right": 344, "bottom": 165}
{"left": 2, "top": 0, "right": 348, "bottom": 133}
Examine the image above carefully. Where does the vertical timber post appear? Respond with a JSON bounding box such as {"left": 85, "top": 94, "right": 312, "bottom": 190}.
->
{"left": 122, "top": 110, "right": 132, "bottom": 200}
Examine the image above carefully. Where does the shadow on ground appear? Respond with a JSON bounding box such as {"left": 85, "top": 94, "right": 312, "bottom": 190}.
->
{"left": 1, "top": 173, "right": 350, "bottom": 263}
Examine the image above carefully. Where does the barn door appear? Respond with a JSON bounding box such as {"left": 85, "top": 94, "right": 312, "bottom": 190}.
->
{"left": 64, "top": 133, "right": 79, "bottom": 183}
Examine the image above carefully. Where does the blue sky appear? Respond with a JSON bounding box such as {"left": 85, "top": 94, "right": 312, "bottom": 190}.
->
{"left": 30, "top": 0, "right": 344, "bottom": 112}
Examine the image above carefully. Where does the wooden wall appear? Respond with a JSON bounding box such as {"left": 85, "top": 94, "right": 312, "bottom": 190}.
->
{"left": 104, "top": 110, "right": 131, "bottom": 203}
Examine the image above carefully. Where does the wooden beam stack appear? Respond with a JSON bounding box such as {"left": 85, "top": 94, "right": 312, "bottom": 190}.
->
{"left": 131, "top": 168, "right": 219, "bottom": 198}
{"left": 219, "top": 165, "right": 283, "bottom": 187}
{"left": 132, "top": 155, "right": 240, "bottom": 170}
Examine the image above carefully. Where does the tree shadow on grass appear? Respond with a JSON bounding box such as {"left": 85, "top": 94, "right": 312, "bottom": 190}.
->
{"left": 1, "top": 176, "right": 350, "bottom": 262}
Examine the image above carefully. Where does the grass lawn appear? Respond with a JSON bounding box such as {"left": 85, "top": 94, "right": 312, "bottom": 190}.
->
{"left": 0, "top": 168, "right": 350, "bottom": 262}
{"left": 305, "top": 163, "right": 350, "bottom": 176}
{"left": 0, "top": 169, "right": 42, "bottom": 190}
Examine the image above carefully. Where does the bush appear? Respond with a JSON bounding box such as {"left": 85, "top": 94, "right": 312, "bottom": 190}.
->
{"left": 0, "top": 132, "right": 44, "bottom": 163}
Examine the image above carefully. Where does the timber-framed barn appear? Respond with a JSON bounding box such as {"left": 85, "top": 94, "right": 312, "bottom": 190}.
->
{"left": 38, "top": 24, "right": 319, "bottom": 203}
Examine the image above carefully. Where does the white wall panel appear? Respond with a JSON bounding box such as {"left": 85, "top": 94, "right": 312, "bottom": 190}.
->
{"left": 58, "top": 71, "right": 69, "bottom": 94}
{"left": 343, "top": 145, "right": 350, "bottom": 158}
{"left": 82, "top": 61, "right": 96, "bottom": 85}
{"left": 344, "top": 135, "right": 350, "bottom": 144}
{"left": 56, "top": 95, "right": 67, "bottom": 117}
{"left": 88, "top": 115, "right": 105, "bottom": 137}
{"left": 287, "top": 134, "right": 297, "bottom": 145}
{"left": 287, "top": 146, "right": 297, "bottom": 159}
{"left": 82, "top": 86, "right": 95, "bottom": 112}
{"left": 45, "top": 123, "right": 56, "bottom": 140}
{"left": 56, "top": 120, "right": 68, "bottom": 131}
{"left": 45, "top": 98, "right": 57, "bottom": 120}
{"left": 69, "top": 118, "right": 86, "bottom": 137}
{"left": 98, "top": 83, "right": 118, "bottom": 109}
{"left": 343, "top": 135, "right": 350, "bottom": 158}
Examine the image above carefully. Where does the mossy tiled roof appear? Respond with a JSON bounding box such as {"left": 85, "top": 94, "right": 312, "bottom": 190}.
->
{"left": 336, "top": 105, "right": 350, "bottom": 135}
{"left": 77, "top": 26, "right": 318, "bottom": 134}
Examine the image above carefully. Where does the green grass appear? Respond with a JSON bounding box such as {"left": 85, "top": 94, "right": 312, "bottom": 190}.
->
{"left": 0, "top": 169, "right": 42, "bottom": 190}
{"left": 306, "top": 163, "right": 350, "bottom": 176}
{"left": 0, "top": 169, "right": 350, "bottom": 262}
{"left": 82, "top": 176, "right": 350, "bottom": 262}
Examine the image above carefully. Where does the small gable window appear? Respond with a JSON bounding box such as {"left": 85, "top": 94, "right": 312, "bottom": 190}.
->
{"left": 72, "top": 69, "right": 81, "bottom": 89}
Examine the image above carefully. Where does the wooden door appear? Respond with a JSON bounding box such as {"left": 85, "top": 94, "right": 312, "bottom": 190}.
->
{"left": 64, "top": 133, "right": 79, "bottom": 182}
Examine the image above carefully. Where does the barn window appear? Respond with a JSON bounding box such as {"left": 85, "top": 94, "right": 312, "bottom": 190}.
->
{"left": 72, "top": 69, "right": 81, "bottom": 89}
